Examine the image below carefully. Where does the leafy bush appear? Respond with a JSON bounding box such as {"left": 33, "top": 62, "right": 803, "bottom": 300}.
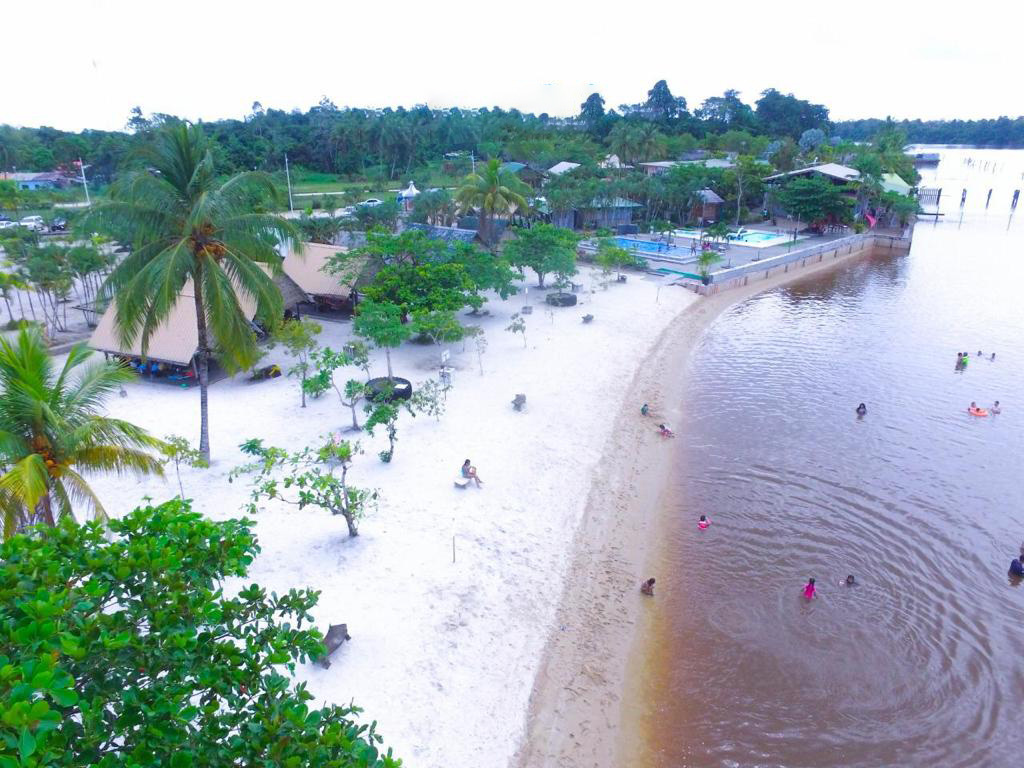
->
{"left": 0, "top": 501, "right": 398, "bottom": 766}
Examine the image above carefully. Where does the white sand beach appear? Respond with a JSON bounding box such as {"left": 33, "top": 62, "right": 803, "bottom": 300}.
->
{"left": 83, "top": 266, "right": 699, "bottom": 767}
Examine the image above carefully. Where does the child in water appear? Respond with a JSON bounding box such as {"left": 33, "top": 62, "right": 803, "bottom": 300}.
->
{"left": 698, "top": 514, "right": 710, "bottom": 530}
{"left": 856, "top": 403, "right": 867, "bottom": 416}
{"left": 802, "top": 577, "right": 817, "bottom": 600}
{"left": 640, "top": 578, "right": 656, "bottom": 596}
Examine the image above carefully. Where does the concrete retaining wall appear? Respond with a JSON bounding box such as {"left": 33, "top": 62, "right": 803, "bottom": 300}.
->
{"left": 696, "top": 233, "right": 912, "bottom": 295}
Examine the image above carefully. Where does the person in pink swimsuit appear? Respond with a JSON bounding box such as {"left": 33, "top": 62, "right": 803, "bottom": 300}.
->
{"left": 698, "top": 514, "right": 710, "bottom": 530}
{"left": 802, "top": 577, "right": 817, "bottom": 600}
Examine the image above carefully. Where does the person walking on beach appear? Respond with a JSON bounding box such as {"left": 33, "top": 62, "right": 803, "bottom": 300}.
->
{"left": 641, "top": 578, "right": 656, "bottom": 596}
{"left": 802, "top": 578, "right": 817, "bottom": 600}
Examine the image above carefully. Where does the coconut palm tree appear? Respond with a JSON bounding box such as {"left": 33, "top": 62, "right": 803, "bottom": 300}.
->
{"left": 455, "top": 158, "right": 530, "bottom": 248}
{"left": 81, "top": 123, "right": 300, "bottom": 461}
{"left": 0, "top": 326, "right": 164, "bottom": 538}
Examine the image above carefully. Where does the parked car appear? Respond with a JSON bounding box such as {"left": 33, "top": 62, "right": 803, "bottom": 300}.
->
{"left": 50, "top": 217, "right": 68, "bottom": 232}
{"left": 356, "top": 198, "right": 383, "bottom": 207}
{"left": 19, "top": 215, "right": 47, "bottom": 232}
{"left": 0, "top": 220, "right": 18, "bottom": 230}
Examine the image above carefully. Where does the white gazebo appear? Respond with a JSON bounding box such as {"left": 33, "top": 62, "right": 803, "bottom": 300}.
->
{"left": 398, "top": 181, "right": 420, "bottom": 211}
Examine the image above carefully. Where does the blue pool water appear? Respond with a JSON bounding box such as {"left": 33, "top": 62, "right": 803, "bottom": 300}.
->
{"left": 613, "top": 237, "right": 683, "bottom": 253}
{"left": 731, "top": 231, "right": 783, "bottom": 243}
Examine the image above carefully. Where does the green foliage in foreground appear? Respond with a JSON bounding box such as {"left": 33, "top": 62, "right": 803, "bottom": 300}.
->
{"left": 0, "top": 500, "right": 399, "bottom": 767}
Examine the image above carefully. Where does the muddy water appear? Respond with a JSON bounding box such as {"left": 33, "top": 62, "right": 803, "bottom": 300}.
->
{"left": 632, "top": 152, "right": 1024, "bottom": 767}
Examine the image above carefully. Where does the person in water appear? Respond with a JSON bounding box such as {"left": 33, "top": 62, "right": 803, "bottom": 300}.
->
{"left": 962, "top": 352, "right": 969, "bottom": 368}
{"left": 1010, "top": 556, "right": 1024, "bottom": 578}
{"left": 990, "top": 352, "right": 996, "bottom": 361}
{"left": 845, "top": 574, "right": 856, "bottom": 586}
{"left": 856, "top": 403, "right": 867, "bottom": 416}
{"left": 802, "top": 577, "right": 817, "bottom": 600}
{"left": 698, "top": 514, "right": 710, "bottom": 530}
{"left": 977, "top": 350, "right": 983, "bottom": 357}
{"left": 640, "top": 578, "right": 656, "bottom": 596}
{"left": 991, "top": 400, "right": 1002, "bottom": 414}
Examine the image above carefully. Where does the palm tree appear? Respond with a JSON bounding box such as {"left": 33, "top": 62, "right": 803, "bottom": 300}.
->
{"left": 81, "top": 123, "right": 300, "bottom": 461}
{"left": 0, "top": 327, "right": 164, "bottom": 538}
{"left": 455, "top": 158, "right": 530, "bottom": 248}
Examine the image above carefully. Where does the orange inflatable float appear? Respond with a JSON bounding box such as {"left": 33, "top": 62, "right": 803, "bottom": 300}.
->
{"left": 968, "top": 406, "right": 989, "bottom": 417}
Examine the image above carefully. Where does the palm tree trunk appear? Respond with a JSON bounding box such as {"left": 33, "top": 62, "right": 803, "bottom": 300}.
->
{"left": 38, "top": 492, "right": 55, "bottom": 527}
{"left": 192, "top": 275, "right": 212, "bottom": 462}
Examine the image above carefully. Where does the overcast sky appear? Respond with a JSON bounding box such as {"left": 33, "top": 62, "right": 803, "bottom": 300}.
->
{"left": 6, "top": 0, "right": 1021, "bottom": 132}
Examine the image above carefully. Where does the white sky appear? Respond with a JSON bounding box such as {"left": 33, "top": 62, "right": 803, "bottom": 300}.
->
{"left": 5, "top": 0, "right": 1021, "bottom": 132}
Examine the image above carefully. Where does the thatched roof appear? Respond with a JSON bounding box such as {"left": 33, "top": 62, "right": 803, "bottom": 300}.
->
{"left": 88, "top": 277, "right": 260, "bottom": 366}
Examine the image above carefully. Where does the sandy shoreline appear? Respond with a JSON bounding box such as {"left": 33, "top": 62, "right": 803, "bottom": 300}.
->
{"left": 514, "top": 247, "right": 886, "bottom": 768}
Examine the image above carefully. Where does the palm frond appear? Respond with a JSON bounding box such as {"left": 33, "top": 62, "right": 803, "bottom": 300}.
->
{"left": 0, "top": 454, "right": 50, "bottom": 513}
{"left": 57, "top": 469, "right": 108, "bottom": 524}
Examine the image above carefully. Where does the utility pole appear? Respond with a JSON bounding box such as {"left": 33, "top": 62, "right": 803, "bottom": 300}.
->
{"left": 78, "top": 158, "right": 91, "bottom": 206}
{"left": 284, "top": 154, "right": 294, "bottom": 211}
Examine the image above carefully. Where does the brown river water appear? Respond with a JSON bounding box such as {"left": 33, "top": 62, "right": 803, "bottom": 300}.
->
{"left": 630, "top": 148, "right": 1024, "bottom": 768}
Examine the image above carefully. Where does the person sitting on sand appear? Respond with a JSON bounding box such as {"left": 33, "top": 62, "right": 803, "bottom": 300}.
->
{"left": 461, "top": 459, "right": 483, "bottom": 488}
{"left": 641, "top": 403, "right": 650, "bottom": 416}
{"left": 658, "top": 424, "right": 675, "bottom": 438}
{"left": 640, "top": 578, "right": 656, "bottom": 596}
{"left": 1010, "top": 556, "right": 1024, "bottom": 578}
{"left": 856, "top": 403, "right": 867, "bottom": 416}
{"left": 802, "top": 577, "right": 817, "bottom": 600}
{"left": 991, "top": 400, "right": 1002, "bottom": 414}
{"left": 698, "top": 514, "right": 710, "bottom": 530}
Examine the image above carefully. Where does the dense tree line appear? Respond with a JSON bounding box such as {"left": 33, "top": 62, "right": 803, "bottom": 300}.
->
{"left": 834, "top": 116, "right": 1024, "bottom": 147}
{"left": 1, "top": 84, "right": 836, "bottom": 182}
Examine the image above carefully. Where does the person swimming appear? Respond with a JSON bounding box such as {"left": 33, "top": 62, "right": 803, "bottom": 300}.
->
{"left": 845, "top": 574, "right": 856, "bottom": 586}
{"left": 802, "top": 577, "right": 817, "bottom": 600}
{"left": 698, "top": 514, "right": 710, "bottom": 530}
{"left": 991, "top": 400, "right": 1002, "bottom": 414}
{"left": 990, "top": 352, "right": 996, "bottom": 361}
{"left": 856, "top": 403, "right": 867, "bottom": 416}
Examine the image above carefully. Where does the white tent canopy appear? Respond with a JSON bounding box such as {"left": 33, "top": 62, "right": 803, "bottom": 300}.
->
{"left": 398, "top": 181, "right": 420, "bottom": 199}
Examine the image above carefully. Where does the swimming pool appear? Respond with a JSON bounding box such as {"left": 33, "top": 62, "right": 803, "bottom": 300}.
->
{"left": 613, "top": 237, "right": 685, "bottom": 254}
{"left": 669, "top": 227, "right": 797, "bottom": 248}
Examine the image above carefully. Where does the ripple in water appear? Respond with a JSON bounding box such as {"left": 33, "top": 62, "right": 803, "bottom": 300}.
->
{"left": 634, "top": 154, "right": 1024, "bottom": 768}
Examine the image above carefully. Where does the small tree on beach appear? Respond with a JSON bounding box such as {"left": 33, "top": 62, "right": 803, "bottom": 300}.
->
{"left": 352, "top": 300, "right": 411, "bottom": 381}
{"left": 0, "top": 500, "right": 398, "bottom": 766}
{"left": 160, "top": 433, "right": 208, "bottom": 499}
{"left": 594, "top": 238, "right": 633, "bottom": 281}
{"left": 504, "top": 224, "right": 580, "bottom": 288}
{"left": 411, "top": 309, "right": 466, "bottom": 366}
{"left": 233, "top": 436, "right": 377, "bottom": 538}
{"left": 363, "top": 400, "right": 414, "bottom": 463}
{"left": 410, "top": 379, "right": 446, "bottom": 422}
{"left": 506, "top": 312, "right": 527, "bottom": 348}
{"left": 270, "top": 317, "right": 323, "bottom": 407}
{"left": 472, "top": 327, "right": 487, "bottom": 375}
{"left": 304, "top": 347, "right": 368, "bottom": 430}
